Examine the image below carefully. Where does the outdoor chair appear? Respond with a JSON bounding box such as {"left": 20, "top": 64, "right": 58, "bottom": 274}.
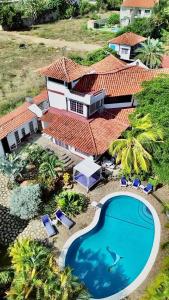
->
{"left": 41, "top": 214, "right": 57, "bottom": 237}
{"left": 120, "top": 176, "right": 128, "bottom": 187}
{"left": 143, "top": 183, "right": 153, "bottom": 194}
{"left": 133, "top": 178, "right": 141, "bottom": 189}
{"left": 55, "top": 209, "right": 74, "bottom": 229}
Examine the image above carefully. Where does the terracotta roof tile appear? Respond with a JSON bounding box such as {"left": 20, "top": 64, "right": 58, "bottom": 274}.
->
{"left": 89, "top": 55, "right": 126, "bottom": 73}
{"left": 42, "top": 107, "right": 133, "bottom": 155}
{"left": 38, "top": 57, "right": 88, "bottom": 82}
{"left": 33, "top": 90, "right": 48, "bottom": 105}
{"left": 161, "top": 55, "right": 169, "bottom": 68}
{"left": 122, "top": 0, "right": 158, "bottom": 8}
{"left": 74, "top": 66, "right": 169, "bottom": 97}
{"left": 0, "top": 103, "right": 36, "bottom": 140}
{"left": 0, "top": 89, "right": 47, "bottom": 140}
{"left": 109, "top": 32, "right": 146, "bottom": 46}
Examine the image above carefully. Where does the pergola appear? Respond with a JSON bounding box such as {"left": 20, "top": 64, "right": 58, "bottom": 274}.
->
{"left": 73, "top": 159, "right": 102, "bottom": 191}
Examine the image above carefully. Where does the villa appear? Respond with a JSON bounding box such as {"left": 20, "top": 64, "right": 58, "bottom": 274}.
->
{"left": 120, "top": 0, "right": 158, "bottom": 26}
{"left": 108, "top": 32, "right": 146, "bottom": 61}
{"left": 0, "top": 54, "right": 169, "bottom": 159}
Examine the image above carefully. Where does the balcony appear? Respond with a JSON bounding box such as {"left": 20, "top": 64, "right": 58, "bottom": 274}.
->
{"left": 65, "top": 89, "right": 105, "bottom": 105}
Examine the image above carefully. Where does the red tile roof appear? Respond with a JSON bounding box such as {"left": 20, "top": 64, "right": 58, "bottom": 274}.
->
{"left": 89, "top": 55, "right": 126, "bottom": 73}
{"left": 122, "top": 0, "right": 158, "bottom": 8}
{"left": 38, "top": 57, "right": 88, "bottom": 82}
{"left": 74, "top": 66, "right": 169, "bottom": 97}
{"left": 0, "top": 103, "right": 36, "bottom": 140}
{"left": 0, "top": 90, "right": 48, "bottom": 140}
{"left": 33, "top": 90, "right": 48, "bottom": 105}
{"left": 109, "top": 32, "right": 146, "bottom": 46}
{"left": 42, "top": 107, "right": 134, "bottom": 156}
{"left": 161, "top": 55, "right": 169, "bottom": 68}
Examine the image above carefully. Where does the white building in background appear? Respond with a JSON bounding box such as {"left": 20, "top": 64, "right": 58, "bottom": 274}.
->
{"left": 120, "top": 0, "right": 158, "bottom": 26}
{"left": 108, "top": 32, "right": 146, "bottom": 61}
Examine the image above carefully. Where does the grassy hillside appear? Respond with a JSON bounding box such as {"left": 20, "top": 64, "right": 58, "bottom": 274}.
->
{"left": 20, "top": 18, "right": 114, "bottom": 45}
{"left": 0, "top": 37, "right": 83, "bottom": 116}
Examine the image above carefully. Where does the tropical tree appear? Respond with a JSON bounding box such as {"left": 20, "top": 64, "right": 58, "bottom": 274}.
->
{"left": 135, "top": 37, "right": 165, "bottom": 69}
{"left": 109, "top": 114, "right": 163, "bottom": 175}
{"left": 39, "top": 155, "right": 64, "bottom": 180}
{"left": 4, "top": 239, "right": 89, "bottom": 300}
{"left": 0, "top": 153, "right": 25, "bottom": 186}
{"left": 56, "top": 190, "right": 88, "bottom": 216}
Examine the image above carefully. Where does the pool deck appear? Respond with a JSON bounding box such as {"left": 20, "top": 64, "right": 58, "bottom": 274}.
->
{"left": 53, "top": 181, "right": 169, "bottom": 300}
{"left": 0, "top": 173, "right": 169, "bottom": 299}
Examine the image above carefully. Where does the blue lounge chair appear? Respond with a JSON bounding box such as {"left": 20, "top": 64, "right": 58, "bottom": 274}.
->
{"left": 143, "top": 183, "right": 153, "bottom": 194}
{"left": 41, "top": 214, "right": 57, "bottom": 237}
{"left": 133, "top": 178, "right": 140, "bottom": 189}
{"left": 55, "top": 209, "right": 74, "bottom": 229}
{"left": 120, "top": 176, "right": 127, "bottom": 187}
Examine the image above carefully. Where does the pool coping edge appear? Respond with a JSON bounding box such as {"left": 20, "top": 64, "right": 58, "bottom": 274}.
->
{"left": 58, "top": 191, "right": 161, "bottom": 300}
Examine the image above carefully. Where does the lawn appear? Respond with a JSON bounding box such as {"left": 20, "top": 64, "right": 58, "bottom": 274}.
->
{"left": 0, "top": 36, "right": 84, "bottom": 116}
{"left": 19, "top": 18, "right": 115, "bottom": 45}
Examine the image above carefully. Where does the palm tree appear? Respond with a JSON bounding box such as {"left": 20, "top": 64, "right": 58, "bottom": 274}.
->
{"left": 109, "top": 114, "right": 163, "bottom": 175}
{"left": 135, "top": 37, "right": 164, "bottom": 69}
{"left": 56, "top": 267, "right": 89, "bottom": 300}
{"left": 39, "top": 155, "right": 64, "bottom": 179}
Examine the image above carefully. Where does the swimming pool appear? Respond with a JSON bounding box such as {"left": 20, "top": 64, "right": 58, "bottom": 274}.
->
{"left": 59, "top": 192, "right": 160, "bottom": 300}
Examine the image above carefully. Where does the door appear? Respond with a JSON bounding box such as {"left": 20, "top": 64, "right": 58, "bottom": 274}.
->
{"left": 1, "top": 137, "right": 10, "bottom": 153}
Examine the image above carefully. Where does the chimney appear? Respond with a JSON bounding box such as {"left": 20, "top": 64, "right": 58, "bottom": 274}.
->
{"left": 25, "top": 96, "right": 33, "bottom": 103}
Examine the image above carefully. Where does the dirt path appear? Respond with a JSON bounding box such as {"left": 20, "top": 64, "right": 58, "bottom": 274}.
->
{"left": 0, "top": 30, "right": 101, "bottom": 52}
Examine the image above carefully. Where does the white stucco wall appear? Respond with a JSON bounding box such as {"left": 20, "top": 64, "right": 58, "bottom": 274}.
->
{"left": 48, "top": 91, "right": 67, "bottom": 110}
{"left": 109, "top": 43, "right": 131, "bottom": 60}
{"left": 7, "top": 118, "right": 38, "bottom": 149}
{"left": 0, "top": 141, "right": 5, "bottom": 156}
{"left": 120, "top": 6, "right": 152, "bottom": 26}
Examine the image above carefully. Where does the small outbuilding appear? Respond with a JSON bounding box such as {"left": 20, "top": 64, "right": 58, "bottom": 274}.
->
{"left": 73, "top": 159, "right": 102, "bottom": 191}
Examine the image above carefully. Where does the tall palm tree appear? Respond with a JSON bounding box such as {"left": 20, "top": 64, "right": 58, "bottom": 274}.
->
{"left": 109, "top": 114, "right": 163, "bottom": 175}
{"left": 135, "top": 37, "right": 164, "bottom": 69}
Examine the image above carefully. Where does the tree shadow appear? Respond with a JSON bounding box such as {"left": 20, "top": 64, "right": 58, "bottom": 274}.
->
{"left": 0, "top": 205, "right": 28, "bottom": 246}
{"left": 66, "top": 243, "right": 130, "bottom": 299}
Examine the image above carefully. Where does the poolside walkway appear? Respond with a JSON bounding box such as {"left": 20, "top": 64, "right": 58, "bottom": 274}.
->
{"left": 0, "top": 169, "right": 169, "bottom": 299}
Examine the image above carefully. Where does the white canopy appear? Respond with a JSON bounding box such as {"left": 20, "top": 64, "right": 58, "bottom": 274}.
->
{"left": 74, "top": 159, "right": 101, "bottom": 178}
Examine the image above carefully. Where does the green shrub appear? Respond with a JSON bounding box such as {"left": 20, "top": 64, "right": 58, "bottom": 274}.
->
{"left": 1, "top": 4, "right": 31, "bottom": 31}
{"left": 10, "top": 184, "right": 42, "bottom": 220}
{"left": 107, "top": 13, "right": 119, "bottom": 27}
{"left": 55, "top": 190, "right": 88, "bottom": 216}
{"left": 79, "top": 0, "right": 96, "bottom": 16}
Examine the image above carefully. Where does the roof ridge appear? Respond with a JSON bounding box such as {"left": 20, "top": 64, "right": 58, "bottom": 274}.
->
{"left": 87, "top": 122, "right": 99, "bottom": 156}
{"left": 62, "top": 57, "right": 70, "bottom": 82}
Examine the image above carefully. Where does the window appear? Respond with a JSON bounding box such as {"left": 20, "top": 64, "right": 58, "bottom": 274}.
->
{"left": 21, "top": 128, "right": 26, "bottom": 137}
{"left": 70, "top": 100, "right": 77, "bottom": 112}
{"left": 145, "top": 9, "right": 150, "bottom": 14}
{"left": 77, "top": 102, "right": 83, "bottom": 114}
{"left": 70, "top": 100, "right": 83, "bottom": 115}
{"left": 14, "top": 131, "right": 20, "bottom": 144}
{"left": 29, "top": 121, "right": 34, "bottom": 134}
{"left": 121, "top": 48, "right": 129, "bottom": 54}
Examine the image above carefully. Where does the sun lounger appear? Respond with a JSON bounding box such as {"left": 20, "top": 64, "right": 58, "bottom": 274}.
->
{"left": 133, "top": 178, "right": 140, "bottom": 189}
{"left": 41, "top": 214, "right": 57, "bottom": 237}
{"left": 143, "top": 183, "right": 153, "bottom": 194}
{"left": 55, "top": 209, "right": 74, "bottom": 229}
{"left": 120, "top": 176, "right": 127, "bottom": 187}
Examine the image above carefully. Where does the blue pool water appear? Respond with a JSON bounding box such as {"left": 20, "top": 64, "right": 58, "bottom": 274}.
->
{"left": 65, "top": 195, "right": 155, "bottom": 299}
